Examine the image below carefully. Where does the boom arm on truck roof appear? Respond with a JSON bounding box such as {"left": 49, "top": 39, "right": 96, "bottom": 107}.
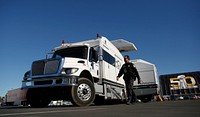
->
{"left": 111, "top": 39, "right": 137, "bottom": 52}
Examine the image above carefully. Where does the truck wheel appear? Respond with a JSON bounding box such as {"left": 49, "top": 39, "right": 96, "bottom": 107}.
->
{"left": 141, "top": 95, "right": 152, "bottom": 103}
{"left": 71, "top": 78, "right": 95, "bottom": 106}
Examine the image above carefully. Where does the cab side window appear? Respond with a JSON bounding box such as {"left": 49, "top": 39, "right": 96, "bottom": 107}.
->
{"left": 102, "top": 49, "right": 115, "bottom": 66}
{"left": 89, "top": 47, "right": 98, "bottom": 62}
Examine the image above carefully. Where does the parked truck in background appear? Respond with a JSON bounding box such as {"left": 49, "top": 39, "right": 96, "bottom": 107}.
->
{"left": 159, "top": 71, "right": 200, "bottom": 100}
{"left": 4, "top": 88, "right": 27, "bottom": 106}
{"left": 132, "top": 59, "right": 159, "bottom": 102}
{"left": 22, "top": 34, "right": 159, "bottom": 107}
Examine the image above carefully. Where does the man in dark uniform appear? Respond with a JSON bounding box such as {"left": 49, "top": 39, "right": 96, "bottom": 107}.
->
{"left": 117, "top": 55, "right": 141, "bottom": 105}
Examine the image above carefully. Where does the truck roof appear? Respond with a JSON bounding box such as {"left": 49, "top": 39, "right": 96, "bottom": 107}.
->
{"left": 131, "top": 59, "right": 156, "bottom": 70}
{"left": 53, "top": 37, "right": 137, "bottom": 53}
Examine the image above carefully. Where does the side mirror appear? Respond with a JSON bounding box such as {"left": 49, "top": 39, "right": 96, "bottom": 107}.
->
{"left": 46, "top": 52, "right": 53, "bottom": 59}
{"left": 90, "top": 47, "right": 98, "bottom": 62}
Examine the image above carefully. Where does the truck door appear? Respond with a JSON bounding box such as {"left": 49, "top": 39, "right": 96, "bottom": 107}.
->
{"left": 89, "top": 47, "right": 99, "bottom": 78}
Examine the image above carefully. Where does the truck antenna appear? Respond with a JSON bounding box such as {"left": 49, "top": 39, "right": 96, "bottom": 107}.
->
{"left": 62, "top": 40, "right": 65, "bottom": 46}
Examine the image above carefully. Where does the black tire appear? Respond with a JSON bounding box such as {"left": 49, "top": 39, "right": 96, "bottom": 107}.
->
{"left": 141, "top": 95, "right": 152, "bottom": 103}
{"left": 27, "top": 89, "right": 51, "bottom": 108}
{"left": 71, "top": 78, "right": 95, "bottom": 106}
{"left": 28, "top": 99, "right": 51, "bottom": 108}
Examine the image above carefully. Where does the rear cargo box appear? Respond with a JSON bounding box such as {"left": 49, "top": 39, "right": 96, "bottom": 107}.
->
{"left": 131, "top": 59, "right": 159, "bottom": 102}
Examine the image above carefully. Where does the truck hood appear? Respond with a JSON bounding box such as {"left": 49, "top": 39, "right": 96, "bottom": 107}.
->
{"left": 63, "top": 58, "right": 87, "bottom": 67}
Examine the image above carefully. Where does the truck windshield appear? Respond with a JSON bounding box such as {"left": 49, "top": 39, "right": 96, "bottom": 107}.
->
{"left": 53, "top": 46, "right": 88, "bottom": 59}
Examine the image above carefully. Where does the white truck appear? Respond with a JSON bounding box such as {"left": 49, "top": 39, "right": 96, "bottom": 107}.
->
{"left": 22, "top": 34, "right": 158, "bottom": 107}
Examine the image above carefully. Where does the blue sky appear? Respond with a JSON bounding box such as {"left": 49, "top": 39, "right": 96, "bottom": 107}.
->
{"left": 0, "top": 0, "right": 199, "bottom": 96}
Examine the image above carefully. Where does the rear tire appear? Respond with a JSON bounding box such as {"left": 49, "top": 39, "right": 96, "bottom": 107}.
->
{"left": 140, "top": 95, "right": 152, "bottom": 103}
{"left": 71, "top": 78, "right": 95, "bottom": 106}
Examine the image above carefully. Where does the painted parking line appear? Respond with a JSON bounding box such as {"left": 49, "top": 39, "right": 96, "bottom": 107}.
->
{"left": 0, "top": 108, "right": 106, "bottom": 116}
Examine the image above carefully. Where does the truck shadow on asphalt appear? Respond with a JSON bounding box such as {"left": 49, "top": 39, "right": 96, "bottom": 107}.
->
{"left": 0, "top": 100, "right": 126, "bottom": 109}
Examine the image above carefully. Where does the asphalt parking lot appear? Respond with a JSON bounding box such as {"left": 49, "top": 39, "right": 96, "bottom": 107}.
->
{"left": 0, "top": 100, "right": 200, "bottom": 117}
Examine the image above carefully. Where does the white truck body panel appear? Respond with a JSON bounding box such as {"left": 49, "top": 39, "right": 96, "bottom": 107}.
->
{"left": 132, "top": 59, "right": 158, "bottom": 85}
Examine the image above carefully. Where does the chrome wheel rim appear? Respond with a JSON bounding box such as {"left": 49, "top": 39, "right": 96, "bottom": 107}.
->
{"left": 77, "top": 83, "right": 91, "bottom": 101}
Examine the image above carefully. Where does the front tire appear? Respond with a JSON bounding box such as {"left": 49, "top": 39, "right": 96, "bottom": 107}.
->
{"left": 27, "top": 89, "right": 51, "bottom": 108}
{"left": 28, "top": 99, "right": 51, "bottom": 108}
{"left": 71, "top": 78, "right": 95, "bottom": 106}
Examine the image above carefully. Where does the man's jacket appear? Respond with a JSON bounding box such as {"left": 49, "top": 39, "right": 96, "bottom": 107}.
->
{"left": 117, "top": 62, "right": 141, "bottom": 81}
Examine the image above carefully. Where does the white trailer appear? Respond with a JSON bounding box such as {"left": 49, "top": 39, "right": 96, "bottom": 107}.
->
{"left": 131, "top": 59, "right": 159, "bottom": 102}
{"left": 22, "top": 35, "right": 137, "bottom": 107}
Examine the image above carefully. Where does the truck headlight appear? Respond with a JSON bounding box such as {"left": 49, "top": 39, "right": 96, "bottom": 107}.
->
{"left": 61, "top": 68, "right": 78, "bottom": 74}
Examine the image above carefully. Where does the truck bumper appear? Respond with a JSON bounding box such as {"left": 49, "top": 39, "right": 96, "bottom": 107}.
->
{"left": 22, "top": 75, "right": 78, "bottom": 88}
{"left": 133, "top": 84, "right": 158, "bottom": 96}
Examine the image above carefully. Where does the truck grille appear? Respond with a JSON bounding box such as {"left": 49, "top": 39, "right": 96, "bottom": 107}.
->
{"left": 32, "top": 59, "right": 61, "bottom": 76}
{"left": 34, "top": 80, "right": 53, "bottom": 85}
